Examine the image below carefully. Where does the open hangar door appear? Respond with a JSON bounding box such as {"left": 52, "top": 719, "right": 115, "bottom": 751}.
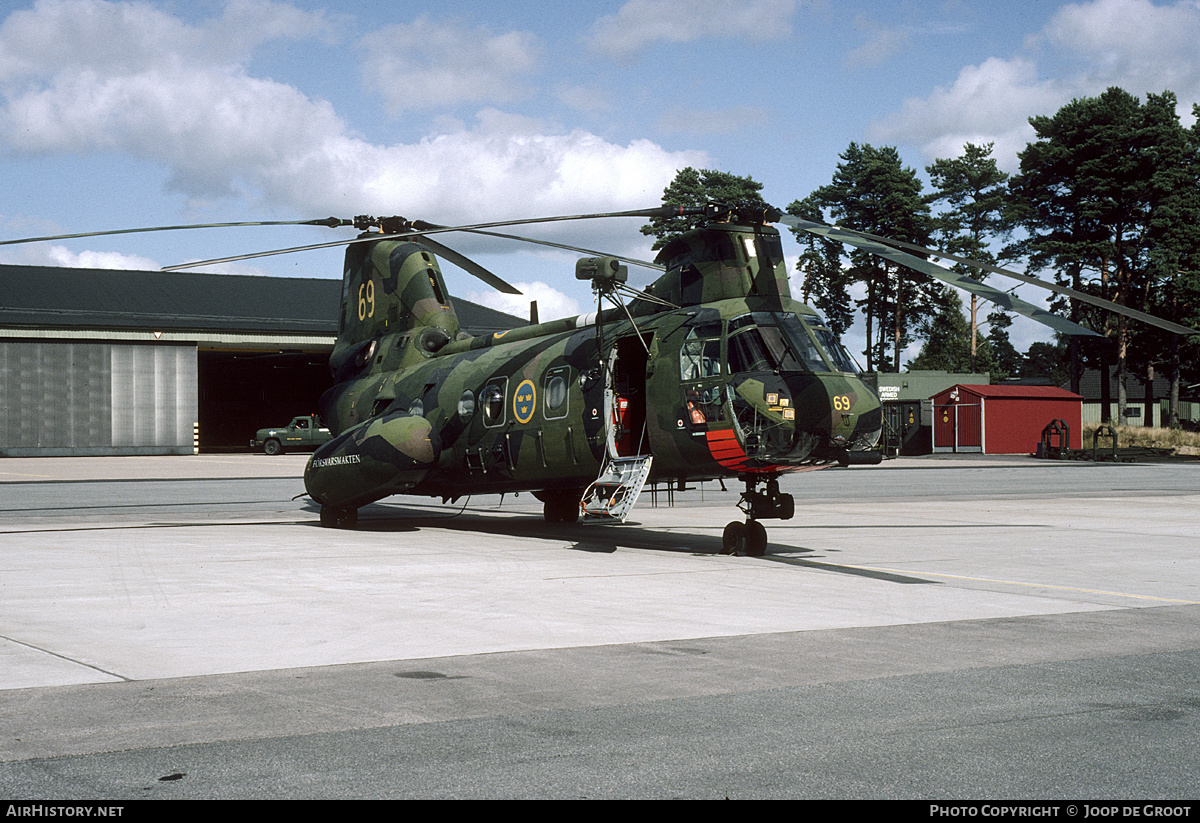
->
{"left": 198, "top": 349, "right": 333, "bottom": 452}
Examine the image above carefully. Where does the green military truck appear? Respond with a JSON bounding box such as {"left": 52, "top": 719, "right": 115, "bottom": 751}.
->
{"left": 251, "top": 415, "right": 333, "bottom": 455}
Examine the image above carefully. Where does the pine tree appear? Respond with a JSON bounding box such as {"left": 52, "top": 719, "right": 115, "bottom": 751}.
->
{"left": 1007, "top": 88, "right": 1200, "bottom": 421}
{"left": 788, "top": 193, "right": 854, "bottom": 337}
{"left": 925, "top": 143, "right": 1010, "bottom": 372}
{"left": 983, "top": 310, "right": 1022, "bottom": 380}
{"left": 788, "top": 143, "right": 933, "bottom": 371}
{"left": 908, "top": 288, "right": 979, "bottom": 372}
{"left": 640, "top": 167, "right": 767, "bottom": 251}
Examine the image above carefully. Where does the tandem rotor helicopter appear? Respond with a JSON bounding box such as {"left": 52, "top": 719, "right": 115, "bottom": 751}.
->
{"left": 5, "top": 200, "right": 1195, "bottom": 555}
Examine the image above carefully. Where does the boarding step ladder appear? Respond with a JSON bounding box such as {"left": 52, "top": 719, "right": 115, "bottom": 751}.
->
{"left": 580, "top": 455, "right": 653, "bottom": 524}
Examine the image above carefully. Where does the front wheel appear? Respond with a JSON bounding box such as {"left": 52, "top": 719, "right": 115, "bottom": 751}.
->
{"left": 264, "top": 439, "right": 282, "bottom": 456}
{"left": 744, "top": 520, "right": 767, "bottom": 557}
{"left": 721, "top": 521, "right": 745, "bottom": 554}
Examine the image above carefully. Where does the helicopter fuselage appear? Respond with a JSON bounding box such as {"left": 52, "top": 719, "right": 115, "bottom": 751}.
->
{"left": 304, "top": 292, "right": 881, "bottom": 510}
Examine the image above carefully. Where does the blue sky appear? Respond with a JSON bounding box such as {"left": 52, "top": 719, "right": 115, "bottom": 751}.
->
{"left": 2, "top": 0, "right": 1199, "bottom": 361}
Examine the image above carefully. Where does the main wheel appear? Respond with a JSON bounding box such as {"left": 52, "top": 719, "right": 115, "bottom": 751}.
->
{"left": 721, "top": 521, "right": 746, "bottom": 554}
{"left": 744, "top": 520, "right": 768, "bottom": 557}
{"left": 264, "top": 439, "right": 282, "bottom": 456}
{"left": 558, "top": 499, "right": 580, "bottom": 524}
{"left": 544, "top": 498, "right": 581, "bottom": 523}
{"left": 541, "top": 490, "right": 582, "bottom": 523}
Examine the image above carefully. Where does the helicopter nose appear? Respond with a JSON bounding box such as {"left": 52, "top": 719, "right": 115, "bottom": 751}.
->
{"left": 821, "top": 376, "right": 882, "bottom": 452}
{"left": 725, "top": 372, "right": 881, "bottom": 467}
{"left": 755, "top": 373, "right": 881, "bottom": 462}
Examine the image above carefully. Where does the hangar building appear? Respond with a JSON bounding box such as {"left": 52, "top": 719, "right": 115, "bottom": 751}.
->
{"left": 0, "top": 263, "right": 523, "bottom": 456}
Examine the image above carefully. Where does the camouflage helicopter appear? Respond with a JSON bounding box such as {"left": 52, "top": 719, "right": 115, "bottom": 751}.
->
{"left": 285, "top": 201, "right": 1197, "bottom": 556}
{"left": 297, "top": 203, "right": 887, "bottom": 556}
{"left": 5, "top": 201, "right": 1193, "bottom": 556}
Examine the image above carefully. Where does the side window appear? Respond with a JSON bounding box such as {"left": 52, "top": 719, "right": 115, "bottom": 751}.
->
{"left": 543, "top": 366, "right": 570, "bottom": 420}
{"left": 680, "top": 321, "right": 725, "bottom": 426}
{"left": 458, "top": 390, "right": 476, "bottom": 419}
{"left": 685, "top": 384, "right": 725, "bottom": 426}
{"left": 680, "top": 322, "right": 723, "bottom": 380}
{"left": 482, "top": 377, "right": 507, "bottom": 427}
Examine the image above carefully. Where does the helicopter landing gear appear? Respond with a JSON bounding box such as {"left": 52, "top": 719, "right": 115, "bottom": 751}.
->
{"left": 536, "top": 489, "right": 584, "bottom": 524}
{"left": 319, "top": 505, "right": 358, "bottom": 529}
{"left": 721, "top": 519, "right": 768, "bottom": 556}
{"left": 721, "top": 477, "right": 793, "bottom": 557}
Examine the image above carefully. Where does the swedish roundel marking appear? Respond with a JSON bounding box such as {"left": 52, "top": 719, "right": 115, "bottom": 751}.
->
{"left": 513, "top": 379, "right": 536, "bottom": 424}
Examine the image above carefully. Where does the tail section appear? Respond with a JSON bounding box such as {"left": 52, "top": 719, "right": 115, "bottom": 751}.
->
{"left": 327, "top": 238, "right": 462, "bottom": 382}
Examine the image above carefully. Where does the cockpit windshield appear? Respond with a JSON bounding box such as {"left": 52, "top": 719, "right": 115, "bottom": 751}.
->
{"left": 805, "top": 314, "right": 860, "bottom": 373}
{"left": 728, "top": 312, "right": 824, "bottom": 373}
{"left": 726, "top": 312, "right": 860, "bottom": 374}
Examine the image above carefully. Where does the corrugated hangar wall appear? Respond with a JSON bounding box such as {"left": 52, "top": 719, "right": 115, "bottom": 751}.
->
{"left": 0, "top": 265, "right": 526, "bottom": 456}
{"left": 0, "top": 340, "right": 197, "bottom": 456}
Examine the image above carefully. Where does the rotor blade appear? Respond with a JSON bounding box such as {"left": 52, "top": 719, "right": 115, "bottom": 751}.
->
{"left": 0, "top": 217, "right": 350, "bottom": 247}
{"left": 780, "top": 215, "right": 1103, "bottom": 338}
{"left": 823, "top": 228, "right": 1200, "bottom": 338}
{"left": 413, "top": 236, "right": 522, "bottom": 295}
{"left": 164, "top": 208, "right": 677, "bottom": 272}
{"left": 163, "top": 236, "right": 375, "bottom": 270}
{"left": 420, "top": 225, "right": 664, "bottom": 272}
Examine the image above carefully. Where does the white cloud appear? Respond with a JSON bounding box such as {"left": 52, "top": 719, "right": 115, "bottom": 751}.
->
{"left": 0, "top": 1, "right": 707, "bottom": 246}
{"left": 343, "top": 114, "right": 706, "bottom": 222}
{"left": 0, "top": 240, "right": 274, "bottom": 275}
{"left": 359, "top": 17, "right": 541, "bottom": 113}
{"left": 869, "top": 0, "right": 1200, "bottom": 168}
{"left": 869, "top": 56, "right": 1062, "bottom": 170}
{"left": 1040, "top": 0, "right": 1200, "bottom": 104}
{"left": 586, "top": 0, "right": 798, "bottom": 58}
{"left": 0, "top": 0, "right": 331, "bottom": 83}
{"left": 466, "top": 280, "right": 581, "bottom": 323}
{"left": 0, "top": 242, "right": 160, "bottom": 270}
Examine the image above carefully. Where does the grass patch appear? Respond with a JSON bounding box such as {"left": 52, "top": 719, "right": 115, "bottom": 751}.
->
{"left": 1083, "top": 425, "right": 1200, "bottom": 455}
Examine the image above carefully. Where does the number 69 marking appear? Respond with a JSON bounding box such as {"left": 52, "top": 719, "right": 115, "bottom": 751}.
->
{"left": 832, "top": 395, "right": 852, "bottom": 411}
{"left": 357, "top": 280, "right": 376, "bottom": 321}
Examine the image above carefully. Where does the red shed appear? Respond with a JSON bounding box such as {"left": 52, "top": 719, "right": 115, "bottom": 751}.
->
{"left": 931, "top": 384, "right": 1083, "bottom": 454}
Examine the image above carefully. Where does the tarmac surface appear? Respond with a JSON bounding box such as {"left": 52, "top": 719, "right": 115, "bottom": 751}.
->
{"left": 1, "top": 452, "right": 1198, "bottom": 799}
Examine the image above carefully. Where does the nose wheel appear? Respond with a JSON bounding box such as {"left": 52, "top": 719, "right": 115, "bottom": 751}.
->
{"left": 721, "top": 476, "right": 792, "bottom": 557}
{"left": 721, "top": 519, "right": 768, "bottom": 556}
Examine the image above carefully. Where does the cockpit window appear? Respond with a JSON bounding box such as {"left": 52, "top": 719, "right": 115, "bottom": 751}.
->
{"left": 725, "top": 311, "right": 859, "bottom": 374}
{"left": 776, "top": 313, "right": 832, "bottom": 372}
{"left": 680, "top": 323, "right": 723, "bottom": 380}
{"left": 803, "top": 314, "right": 860, "bottom": 373}
{"left": 728, "top": 312, "right": 825, "bottom": 374}
{"left": 724, "top": 328, "right": 772, "bottom": 374}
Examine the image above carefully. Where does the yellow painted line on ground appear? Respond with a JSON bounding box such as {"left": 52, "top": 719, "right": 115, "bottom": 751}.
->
{"left": 0, "top": 470, "right": 56, "bottom": 480}
{"left": 844, "top": 564, "right": 1200, "bottom": 605}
